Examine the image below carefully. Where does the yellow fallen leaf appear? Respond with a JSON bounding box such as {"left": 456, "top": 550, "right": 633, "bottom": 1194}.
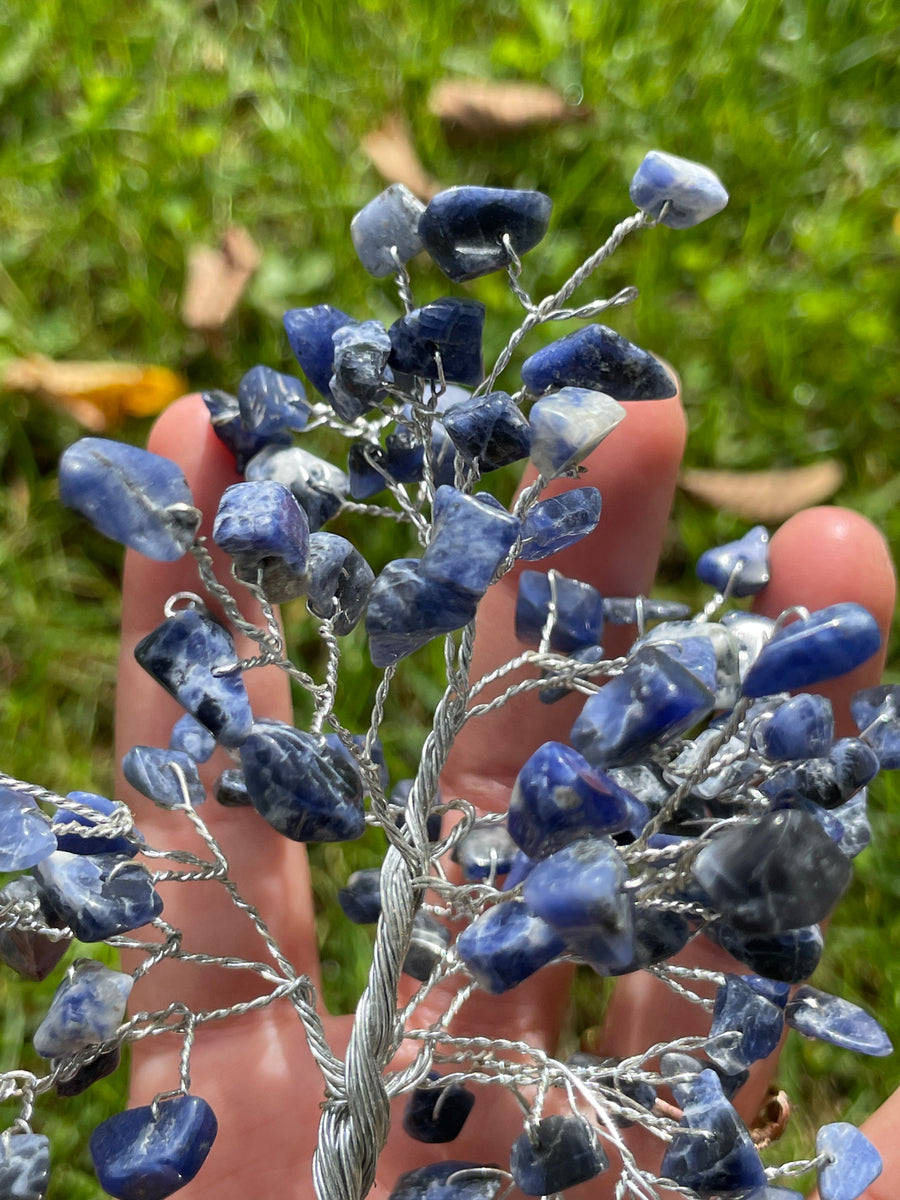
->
{"left": 2, "top": 356, "right": 188, "bottom": 430}
{"left": 181, "top": 226, "right": 261, "bottom": 331}
{"left": 361, "top": 115, "right": 442, "bottom": 201}
{"left": 678, "top": 460, "right": 845, "bottom": 522}
{"left": 428, "top": 79, "right": 591, "bottom": 138}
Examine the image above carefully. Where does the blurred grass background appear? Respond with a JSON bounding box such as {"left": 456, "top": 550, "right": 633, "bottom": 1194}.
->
{"left": 0, "top": 0, "right": 897, "bottom": 1194}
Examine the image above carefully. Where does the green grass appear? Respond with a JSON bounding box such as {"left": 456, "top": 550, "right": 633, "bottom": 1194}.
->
{"left": 0, "top": 1, "right": 898, "bottom": 1194}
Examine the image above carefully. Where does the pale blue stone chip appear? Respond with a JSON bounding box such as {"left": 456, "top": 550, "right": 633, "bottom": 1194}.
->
{"left": 529, "top": 387, "right": 625, "bottom": 478}
{"left": 33, "top": 959, "right": 133, "bottom": 1058}
{"left": 630, "top": 150, "right": 729, "bottom": 229}
{"left": 816, "top": 1122, "right": 882, "bottom": 1200}
{"left": 351, "top": 183, "right": 426, "bottom": 277}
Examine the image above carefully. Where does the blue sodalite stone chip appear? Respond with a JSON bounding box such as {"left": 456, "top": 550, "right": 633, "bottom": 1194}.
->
{"left": 519, "top": 488, "right": 601, "bottom": 561}
{"left": 33, "top": 852, "right": 164, "bottom": 942}
{"left": 522, "top": 325, "right": 677, "bottom": 401}
{"left": 0, "top": 877, "right": 69, "bottom": 981}
{"left": 239, "top": 720, "right": 364, "bottom": 843}
{"left": 540, "top": 644, "right": 606, "bottom": 705}
{"left": 388, "top": 1161, "right": 502, "bottom": 1200}
{"left": 524, "top": 839, "right": 634, "bottom": 971}
{"left": 696, "top": 525, "right": 770, "bottom": 597}
{"left": 515, "top": 570, "right": 603, "bottom": 653}
{"left": 201, "top": 389, "right": 288, "bottom": 473}
{"left": 323, "top": 732, "right": 388, "bottom": 796}
{"left": 816, "top": 1122, "right": 882, "bottom": 1200}
{"left": 510, "top": 1115, "right": 608, "bottom": 1196}
{"left": 169, "top": 714, "right": 216, "bottom": 765}
{"left": 385, "top": 423, "right": 425, "bottom": 483}
{"left": 338, "top": 868, "right": 382, "bottom": 925}
{"left": 55, "top": 791, "right": 139, "bottom": 857}
{"left": 442, "top": 391, "right": 531, "bottom": 472}
{"left": 572, "top": 645, "right": 715, "bottom": 768}
{"left": 707, "top": 975, "right": 784, "bottom": 1073}
{"left": 762, "top": 737, "right": 879, "bottom": 810}
{"left": 391, "top": 779, "right": 443, "bottom": 843}
{"left": 706, "top": 922, "right": 823, "bottom": 984}
{"left": 832, "top": 789, "right": 871, "bottom": 859}
{"left": 456, "top": 900, "right": 565, "bottom": 993}
{"left": 741, "top": 603, "right": 881, "bottom": 699}
{"left": 419, "top": 186, "right": 552, "bottom": 283}
{"left": 528, "top": 387, "right": 625, "bottom": 478}
{"left": 306, "top": 533, "right": 374, "bottom": 636}
{"left": 605, "top": 906, "right": 692, "bottom": 975}
{"left": 660, "top": 1069, "right": 765, "bottom": 1197}
{"left": 786, "top": 986, "right": 892, "bottom": 1056}
{"left": 404, "top": 912, "right": 451, "bottom": 982}
{"left": 329, "top": 320, "right": 393, "bottom": 421}
{"left": 0, "top": 1130, "right": 50, "bottom": 1200}
{"left": 742, "top": 974, "right": 791, "bottom": 1008}
{"left": 90, "top": 1094, "right": 218, "bottom": 1200}
{"left": 691, "top": 810, "right": 852, "bottom": 934}
{"left": 213, "top": 768, "right": 251, "bottom": 808}
{"left": 366, "top": 558, "right": 478, "bottom": 668}
{"left": 212, "top": 480, "right": 310, "bottom": 604}
{"left": 659, "top": 1053, "right": 748, "bottom": 1107}
{"left": 0, "top": 788, "right": 56, "bottom": 872}
{"left": 638, "top": 620, "right": 741, "bottom": 710}
{"left": 388, "top": 299, "right": 485, "bottom": 387}
{"left": 348, "top": 441, "right": 389, "bottom": 500}
{"left": 237, "top": 365, "right": 310, "bottom": 437}
{"left": 629, "top": 150, "right": 729, "bottom": 229}
{"left": 57, "top": 1046, "right": 121, "bottom": 1097}
{"left": 851, "top": 683, "right": 900, "bottom": 768}
{"left": 351, "top": 183, "right": 426, "bottom": 277}
{"left": 421, "top": 487, "right": 519, "bottom": 596}
{"left": 403, "top": 1072, "right": 475, "bottom": 1144}
{"left": 134, "top": 609, "right": 252, "bottom": 749}
{"left": 59, "top": 437, "right": 201, "bottom": 562}
{"left": 451, "top": 825, "right": 518, "bottom": 882}
{"left": 246, "top": 444, "right": 348, "bottom": 532}
{"left": 604, "top": 597, "right": 691, "bottom": 625}
{"left": 283, "top": 304, "right": 354, "bottom": 399}
{"left": 33, "top": 959, "right": 133, "bottom": 1057}
{"left": 761, "top": 694, "right": 835, "bottom": 762}
{"left": 122, "top": 747, "right": 206, "bottom": 808}
{"left": 509, "top": 741, "right": 647, "bottom": 859}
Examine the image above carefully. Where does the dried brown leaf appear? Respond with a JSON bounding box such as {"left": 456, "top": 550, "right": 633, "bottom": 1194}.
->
{"left": 181, "top": 225, "right": 261, "bottom": 331}
{"left": 361, "top": 115, "right": 442, "bottom": 201}
{"left": 679, "top": 461, "right": 845, "bottom": 522}
{"left": 429, "top": 79, "right": 590, "bottom": 138}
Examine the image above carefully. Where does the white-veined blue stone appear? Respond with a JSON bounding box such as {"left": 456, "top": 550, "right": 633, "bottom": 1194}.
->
{"left": 529, "top": 387, "right": 625, "bottom": 478}
{"left": 0, "top": 787, "right": 56, "bottom": 872}
{"left": 33, "top": 959, "right": 133, "bottom": 1058}
{"left": 0, "top": 1130, "right": 50, "bottom": 1200}
{"left": 350, "top": 183, "right": 426, "bottom": 277}
{"left": 816, "top": 1123, "right": 882, "bottom": 1200}
{"left": 629, "top": 150, "right": 729, "bottom": 229}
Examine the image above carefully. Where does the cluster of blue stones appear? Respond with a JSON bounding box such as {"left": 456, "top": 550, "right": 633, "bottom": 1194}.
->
{"left": 0, "top": 150, "right": 896, "bottom": 1200}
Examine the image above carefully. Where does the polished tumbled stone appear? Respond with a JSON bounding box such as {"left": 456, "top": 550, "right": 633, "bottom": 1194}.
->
{"left": 329, "top": 319, "right": 392, "bottom": 421}
{"left": 169, "top": 714, "right": 216, "bottom": 764}
{"left": 629, "top": 150, "right": 729, "bottom": 229}
{"left": 850, "top": 684, "right": 900, "bottom": 768}
{"left": 528, "top": 387, "right": 625, "bottom": 478}
{"left": 388, "top": 298, "right": 486, "bottom": 387}
{"left": 388, "top": 1161, "right": 502, "bottom": 1200}
{"left": 659, "top": 1052, "right": 748, "bottom": 1107}
{"left": 741, "top": 603, "right": 881, "bottom": 698}
{"left": 696, "top": 525, "right": 770, "bottom": 597}
{"left": 33, "top": 959, "right": 132, "bottom": 1058}
{"left": 34, "top": 851, "right": 164, "bottom": 942}
{"left": 0, "top": 788, "right": 57, "bottom": 872}
{"left": 0, "top": 1130, "right": 50, "bottom": 1200}
{"left": 56, "top": 1045, "right": 121, "bottom": 1097}
{"left": 509, "top": 741, "right": 646, "bottom": 859}
{"left": 515, "top": 569, "right": 603, "bottom": 653}
{"left": 404, "top": 912, "right": 452, "bottom": 982}
{"left": 403, "top": 1072, "right": 475, "bottom": 1144}
{"left": 707, "top": 975, "right": 784, "bottom": 1072}
{"left": 743, "top": 974, "right": 791, "bottom": 1008}
{"left": 90, "top": 1095, "right": 218, "bottom": 1200}
{"left": 832, "top": 789, "right": 872, "bottom": 859}
{"left": 522, "top": 325, "right": 677, "bottom": 400}
{"left": 59, "top": 438, "right": 201, "bottom": 562}
{"left": 660, "top": 1069, "right": 765, "bottom": 1197}
{"left": 202, "top": 389, "right": 287, "bottom": 472}
{"left": 451, "top": 825, "right": 518, "bottom": 882}
{"left": 240, "top": 720, "right": 364, "bottom": 843}
{"left": 420, "top": 487, "right": 519, "bottom": 595}
{"left": 348, "top": 441, "right": 389, "bottom": 500}
{"left": 786, "top": 986, "right": 892, "bottom": 1056}
{"left": 456, "top": 899, "right": 565, "bottom": 993}
{"left": 54, "top": 791, "right": 138, "bottom": 857}
{"left": 283, "top": 304, "right": 354, "bottom": 398}
{"left": 510, "top": 1115, "right": 608, "bottom": 1196}
{"left": 571, "top": 645, "right": 715, "bottom": 768}
{"left": 338, "top": 868, "right": 382, "bottom": 925}
{"left": 213, "top": 768, "right": 251, "bottom": 808}
{"left": 351, "top": 183, "right": 426, "bottom": 277}
{"left": 442, "top": 390, "right": 531, "bottom": 472}
{"left": 122, "top": 746, "right": 206, "bottom": 808}
{"left": 384, "top": 422, "right": 425, "bottom": 483}
{"left": 212, "top": 480, "right": 310, "bottom": 603}
{"left": 761, "top": 693, "right": 835, "bottom": 761}
{"left": 0, "top": 877, "right": 69, "bottom": 981}
{"left": 605, "top": 904, "right": 692, "bottom": 975}
{"left": 762, "top": 737, "right": 879, "bottom": 810}
{"left": 419, "top": 186, "right": 552, "bottom": 282}
{"left": 306, "top": 532, "right": 374, "bottom": 635}
{"left": 246, "top": 443, "right": 348, "bottom": 532}
{"left": 706, "top": 922, "right": 823, "bottom": 984}
{"left": 237, "top": 364, "right": 310, "bottom": 437}
{"left": 519, "top": 487, "right": 601, "bottom": 561}
{"left": 816, "top": 1122, "right": 882, "bottom": 1200}
{"left": 638, "top": 619, "right": 741, "bottom": 709}
{"left": 602, "top": 596, "right": 692, "bottom": 624}
{"left": 692, "top": 810, "right": 852, "bottom": 934}
{"left": 366, "top": 558, "right": 478, "bottom": 668}
{"left": 134, "top": 609, "right": 253, "bottom": 748}
{"left": 539, "top": 643, "right": 606, "bottom": 705}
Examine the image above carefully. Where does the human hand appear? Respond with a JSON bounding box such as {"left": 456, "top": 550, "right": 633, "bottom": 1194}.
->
{"left": 115, "top": 380, "right": 895, "bottom": 1199}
